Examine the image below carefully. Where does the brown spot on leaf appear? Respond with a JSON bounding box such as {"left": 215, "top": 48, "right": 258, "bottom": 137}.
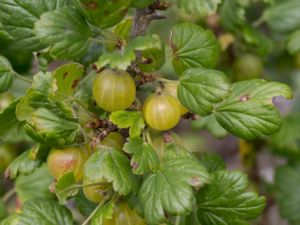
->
{"left": 191, "top": 176, "right": 201, "bottom": 186}
{"left": 84, "top": 1, "right": 98, "bottom": 10}
{"left": 72, "top": 79, "right": 79, "bottom": 89}
{"left": 131, "top": 162, "right": 139, "bottom": 170}
{"left": 63, "top": 72, "right": 69, "bottom": 79}
{"left": 239, "top": 95, "right": 249, "bottom": 102}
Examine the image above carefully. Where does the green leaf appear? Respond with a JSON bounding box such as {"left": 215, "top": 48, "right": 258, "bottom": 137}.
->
{"left": 269, "top": 113, "right": 300, "bottom": 157}
{"left": 275, "top": 162, "right": 300, "bottom": 225}
{"left": 139, "top": 146, "right": 210, "bottom": 225}
{"left": 198, "top": 153, "right": 226, "bottom": 173}
{"left": 16, "top": 199, "right": 74, "bottom": 225}
{"left": 0, "top": 0, "right": 69, "bottom": 51}
{"left": 192, "top": 115, "right": 228, "bottom": 138}
{"left": 91, "top": 201, "right": 115, "bottom": 225}
{"left": 84, "top": 148, "right": 138, "bottom": 196}
{"left": 0, "top": 56, "right": 13, "bottom": 93}
{"left": 123, "top": 137, "right": 159, "bottom": 174}
{"left": 178, "top": 68, "right": 230, "bottom": 116}
{"left": 113, "top": 18, "right": 133, "bottom": 41}
{"left": 50, "top": 63, "right": 84, "bottom": 101}
{"left": 0, "top": 99, "right": 24, "bottom": 141}
{"left": 26, "top": 107, "right": 80, "bottom": 148}
{"left": 176, "top": 0, "right": 222, "bottom": 17}
{"left": 0, "top": 22, "right": 12, "bottom": 41}
{"left": 15, "top": 165, "right": 54, "bottom": 203}
{"left": 170, "top": 23, "right": 219, "bottom": 74}
{"left": 132, "top": 0, "right": 156, "bottom": 8}
{"left": 97, "top": 35, "right": 162, "bottom": 70}
{"left": 5, "top": 148, "right": 41, "bottom": 179}
{"left": 55, "top": 172, "right": 78, "bottom": 204}
{"left": 264, "top": 0, "right": 300, "bottom": 33}
{"left": 75, "top": 191, "right": 97, "bottom": 216}
{"left": 197, "top": 171, "right": 266, "bottom": 225}
{"left": 139, "top": 47, "right": 166, "bottom": 72}
{"left": 109, "top": 111, "right": 145, "bottom": 137}
{"left": 0, "top": 214, "right": 19, "bottom": 225}
{"left": 214, "top": 79, "right": 293, "bottom": 140}
{"left": 287, "top": 30, "right": 300, "bottom": 55}
{"left": 34, "top": 7, "right": 93, "bottom": 59}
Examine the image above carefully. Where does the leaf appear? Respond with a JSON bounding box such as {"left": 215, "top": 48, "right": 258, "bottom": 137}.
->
{"left": 0, "top": 0, "right": 69, "bottom": 51}
{"left": 176, "top": 0, "right": 222, "bottom": 17}
{"left": 0, "top": 214, "right": 19, "bottom": 225}
{"left": 15, "top": 165, "right": 54, "bottom": 203}
{"left": 214, "top": 79, "right": 293, "bottom": 140}
{"left": 5, "top": 148, "right": 42, "bottom": 179}
{"left": 287, "top": 30, "right": 300, "bottom": 55}
{"left": 139, "top": 47, "right": 166, "bottom": 72}
{"left": 139, "top": 146, "right": 210, "bottom": 225}
{"left": 197, "top": 171, "right": 266, "bottom": 225}
{"left": 123, "top": 137, "right": 159, "bottom": 174}
{"left": 132, "top": 0, "right": 156, "bottom": 8}
{"left": 178, "top": 68, "right": 230, "bottom": 116}
{"left": 109, "top": 111, "right": 145, "bottom": 137}
{"left": 0, "top": 22, "right": 12, "bottom": 41}
{"left": 269, "top": 113, "right": 300, "bottom": 157}
{"left": 75, "top": 191, "right": 97, "bottom": 216}
{"left": 26, "top": 107, "right": 80, "bottom": 148}
{"left": 170, "top": 23, "right": 219, "bottom": 74}
{"left": 50, "top": 63, "right": 84, "bottom": 101}
{"left": 0, "top": 99, "right": 24, "bottom": 141}
{"left": 264, "top": 0, "right": 300, "bottom": 33}
{"left": 97, "top": 35, "right": 162, "bottom": 70}
{"left": 55, "top": 172, "right": 78, "bottom": 204}
{"left": 34, "top": 7, "right": 93, "bottom": 59}
{"left": 0, "top": 56, "right": 13, "bottom": 93}
{"left": 198, "top": 153, "right": 226, "bottom": 173}
{"left": 16, "top": 199, "right": 74, "bottom": 225}
{"left": 192, "top": 115, "right": 228, "bottom": 138}
{"left": 114, "top": 18, "right": 133, "bottom": 41}
{"left": 84, "top": 148, "right": 138, "bottom": 196}
{"left": 275, "top": 162, "right": 300, "bottom": 225}
{"left": 91, "top": 201, "right": 115, "bottom": 225}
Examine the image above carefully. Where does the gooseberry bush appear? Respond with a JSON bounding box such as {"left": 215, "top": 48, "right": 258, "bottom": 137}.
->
{"left": 0, "top": 0, "right": 300, "bottom": 224}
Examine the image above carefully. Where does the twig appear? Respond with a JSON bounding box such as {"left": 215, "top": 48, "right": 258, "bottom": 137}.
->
{"left": 1, "top": 188, "right": 16, "bottom": 203}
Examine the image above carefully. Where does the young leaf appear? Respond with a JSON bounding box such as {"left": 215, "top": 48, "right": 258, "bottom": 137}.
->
{"left": 176, "top": 0, "right": 222, "bottom": 17}
{"left": 55, "top": 172, "right": 78, "bottom": 204}
{"left": 275, "top": 162, "right": 300, "bottom": 225}
{"left": 15, "top": 165, "right": 54, "bottom": 203}
{"left": 5, "top": 149, "right": 41, "bottom": 179}
{"left": 84, "top": 148, "right": 138, "bottom": 196}
{"left": 0, "top": 0, "right": 69, "bottom": 51}
{"left": 16, "top": 199, "right": 74, "bottom": 225}
{"left": 214, "top": 79, "right": 293, "bottom": 140}
{"left": 197, "top": 171, "right": 266, "bottom": 225}
{"left": 50, "top": 63, "right": 84, "bottom": 101}
{"left": 264, "top": 0, "right": 300, "bottom": 33}
{"left": 123, "top": 137, "right": 159, "bottom": 174}
{"left": 269, "top": 113, "right": 300, "bottom": 157}
{"left": 178, "top": 67, "right": 230, "bottom": 116}
{"left": 139, "top": 146, "right": 210, "bottom": 225}
{"left": 0, "top": 56, "right": 13, "bottom": 93}
{"left": 170, "top": 23, "right": 219, "bottom": 74}
{"left": 109, "top": 111, "right": 145, "bottom": 137}
{"left": 91, "top": 201, "right": 115, "bottom": 225}
{"left": 97, "top": 35, "right": 162, "bottom": 70}
{"left": 34, "top": 7, "right": 93, "bottom": 59}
